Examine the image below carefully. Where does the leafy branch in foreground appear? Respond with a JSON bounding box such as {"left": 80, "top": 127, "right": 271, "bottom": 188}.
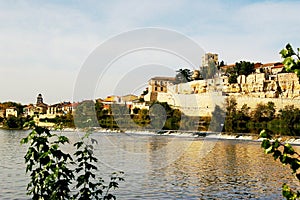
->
{"left": 20, "top": 121, "right": 74, "bottom": 200}
{"left": 260, "top": 130, "right": 300, "bottom": 200}
{"left": 280, "top": 43, "right": 300, "bottom": 76}
{"left": 21, "top": 122, "right": 124, "bottom": 200}
{"left": 73, "top": 129, "right": 124, "bottom": 200}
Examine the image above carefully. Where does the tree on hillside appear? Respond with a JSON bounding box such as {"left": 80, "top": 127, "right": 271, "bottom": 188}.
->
{"left": 225, "top": 61, "right": 254, "bottom": 84}
{"left": 175, "top": 68, "right": 193, "bottom": 83}
{"left": 235, "top": 61, "right": 255, "bottom": 76}
{"left": 280, "top": 43, "right": 300, "bottom": 77}
{"left": 219, "top": 60, "right": 225, "bottom": 69}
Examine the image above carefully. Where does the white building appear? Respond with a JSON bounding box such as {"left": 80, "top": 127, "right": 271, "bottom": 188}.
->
{"left": 6, "top": 107, "right": 18, "bottom": 118}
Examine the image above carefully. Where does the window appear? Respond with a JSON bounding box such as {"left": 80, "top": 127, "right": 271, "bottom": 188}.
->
{"left": 155, "top": 87, "right": 157, "bottom": 91}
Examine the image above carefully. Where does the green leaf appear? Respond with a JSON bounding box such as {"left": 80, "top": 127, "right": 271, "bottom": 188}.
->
{"left": 273, "top": 150, "right": 282, "bottom": 160}
{"left": 286, "top": 43, "right": 296, "bottom": 56}
{"left": 273, "top": 140, "right": 280, "bottom": 149}
{"left": 265, "top": 145, "right": 274, "bottom": 154}
{"left": 284, "top": 143, "right": 295, "bottom": 155}
{"left": 294, "top": 69, "right": 300, "bottom": 76}
{"left": 283, "top": 57, "right": 295, "bottom": 72}
{"left": 282, "top": 183, "right": 298, "bottom": 200}
{"left": 280, "top": 48, "right": 289, "bottom": 58}
{"left": 259, "top": 130, "right": 271, "bottom": 139}
{"left": 261, "top": 139, "right": 271, "bottom": 149}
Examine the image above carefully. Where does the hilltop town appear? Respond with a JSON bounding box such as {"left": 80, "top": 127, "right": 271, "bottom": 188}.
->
{"left": 143, "top": 53, "right": 300, "bottom": 117}
{"left": 1, "top": 49, "right": 300, "bottom": 130}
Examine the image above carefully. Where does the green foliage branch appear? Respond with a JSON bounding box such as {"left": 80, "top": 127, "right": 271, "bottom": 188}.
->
{"left": 21, "top": 122, "right": 124, "bottom": 200}
{"left": 260, "top": 130, "right": 300, "bottom": 200}
{"left": 21, "top": 121, "right": 74, "bottom": 199}
{"left": 73, "top": 129, "right": 124, "bottom": 200}
{"left": 280, "top": 43, "right": 300, "bottom": 76}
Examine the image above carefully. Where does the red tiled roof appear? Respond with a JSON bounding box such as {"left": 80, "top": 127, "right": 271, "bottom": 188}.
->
{"left": 261, "top": 62, "right": 277, "bottom": 67}
{"left": 272, "top": 64, "right": 284, "bottom": 69}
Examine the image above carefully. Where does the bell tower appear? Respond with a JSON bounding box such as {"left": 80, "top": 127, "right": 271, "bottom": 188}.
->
{"left": 36, "top": 94, "right": 43, "bottom": 104}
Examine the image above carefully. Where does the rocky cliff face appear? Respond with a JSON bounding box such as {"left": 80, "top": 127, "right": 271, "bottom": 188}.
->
{"left": 223, "top": 73, "right": 300, "bottom": 99}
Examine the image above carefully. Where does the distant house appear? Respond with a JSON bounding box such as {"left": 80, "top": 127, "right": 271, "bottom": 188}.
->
{"left": 271, "top": 63, "right": 284, "bottom": 74}
{"left": 149, "top": 77, "right": 176, "bottom": 93}
{"left": 6, "top": 107, "right": 18, "bottom": 118}
{"left": 23, "top": 104, "right": 34, "bottom": 116}
{"left": 144, "top": 76, "right": 176, "bottom": 102}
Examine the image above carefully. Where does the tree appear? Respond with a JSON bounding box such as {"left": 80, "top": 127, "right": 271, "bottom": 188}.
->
{"left": 252, "top": 102, "right": 275, "bottom": 122}
{"left": 224, "top": 97, "right": 237, "bottom": 132}
{"left": 95, "top": 101, "right": 104, "bottom": 119}
{"left": 236, "top": 104, "right": 251, "bottom": 121}
{"left": 74, "top": 100, "right": 98, "bottom": 128}
{"left": 5, "top": 115, "right": 21, "bottom": 128}
{"left": 228, "top": 72, "right": 238, "bottom": 84}
{"left": 235, "top": 61, "right": 255, "bottom": 76}
{"left": 201, "top": 60, "right": 218, "bottom": 79}
{"left": 225, "top": 61, "right": 254, "bottom": 84}
{"left": 279, "top": 105, "right": 300, "bottom": 128}
{"left": 226, "top": 67, "right": 238, "bottom": 84}
{"left": 132, "top": 107, "right": 140, "bottom": 115}
{"left": 280, "top": 43, "right": 300, "bottom": 77}
{"left": 175, "top": 68, "right": 193, "bottom": 83}
{"left": 209, "top": 105, "right": 226, "bottom": 132}
{"left": 219, "top": 60, "right": 225, "bottom": 68}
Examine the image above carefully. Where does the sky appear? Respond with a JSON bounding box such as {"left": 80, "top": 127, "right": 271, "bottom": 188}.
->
{"left": 0, "top": 0, "right": 300, "bottom": 104}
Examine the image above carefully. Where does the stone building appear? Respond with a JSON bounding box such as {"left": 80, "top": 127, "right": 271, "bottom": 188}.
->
{"left": 144, "top": 77, "right": 176, "bottom": 102}
{"left": 201, "top": 53, "right": 218, "bottom": 67}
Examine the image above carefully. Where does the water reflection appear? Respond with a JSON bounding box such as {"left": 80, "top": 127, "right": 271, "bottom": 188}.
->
{"left": 0, "top": 130, "right": 299, "bottom": 199}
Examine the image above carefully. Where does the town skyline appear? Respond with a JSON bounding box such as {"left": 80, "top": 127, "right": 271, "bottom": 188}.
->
{"left": 0, "top": 1, "right": 299, "bottom": 104}
{"left": 0, "top": 59, "right": 287, "bottom": 105}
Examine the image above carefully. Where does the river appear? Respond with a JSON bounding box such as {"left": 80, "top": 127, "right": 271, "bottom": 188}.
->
{"left": 0, "top": 129, "right": 299, "bottom": 199}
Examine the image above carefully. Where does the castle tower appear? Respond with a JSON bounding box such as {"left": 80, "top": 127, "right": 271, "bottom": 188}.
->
{"left": 201, "top": 53, "right": 218, "bottom": 67}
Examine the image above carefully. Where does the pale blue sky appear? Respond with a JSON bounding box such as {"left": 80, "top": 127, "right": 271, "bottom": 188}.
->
{"left": 0, "top": 0, "right": 299, "bottom": 104}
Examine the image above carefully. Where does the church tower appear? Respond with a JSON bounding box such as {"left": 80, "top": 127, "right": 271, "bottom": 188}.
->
{"left": 36, "top": 94, "right": 43, "bottom": 104}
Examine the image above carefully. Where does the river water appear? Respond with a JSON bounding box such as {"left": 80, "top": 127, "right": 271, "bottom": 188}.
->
{"left": 0, "top": 129, "right": 299, "bottom": 199}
